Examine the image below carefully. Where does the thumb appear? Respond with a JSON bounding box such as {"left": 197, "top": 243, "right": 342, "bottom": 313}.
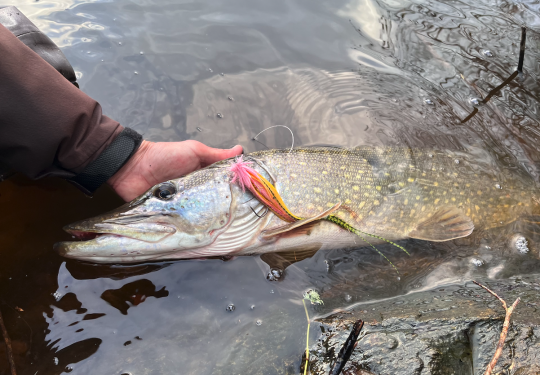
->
{"left": 197, "top": 144, "right": 243, "bottom": 166}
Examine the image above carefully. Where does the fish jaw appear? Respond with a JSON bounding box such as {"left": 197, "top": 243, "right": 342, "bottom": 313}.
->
{"left": 54, "top": 233, "right": 183, "bottom": 263}
{"left": 55, "top": 209, "right": 209, "bottom": 262}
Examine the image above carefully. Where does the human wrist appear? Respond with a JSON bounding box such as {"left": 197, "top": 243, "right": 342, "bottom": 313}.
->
{"left": 107, "top": 139, "right": 153, "bottom": 189}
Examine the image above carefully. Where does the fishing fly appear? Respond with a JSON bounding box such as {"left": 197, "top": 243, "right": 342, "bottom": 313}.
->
{"left": 229, "top": 155, "right": 410, "bottom": 272}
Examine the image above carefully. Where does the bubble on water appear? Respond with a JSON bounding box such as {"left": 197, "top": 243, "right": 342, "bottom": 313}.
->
{"left": 454, "top": 159, "right": 460, "bottom": 164}
{"left": 216, "top": 113, "right": 223, "bottom": 119}
{"left": 428, "top": 153, "right": 433, "bottom": 158}
{"left": 65, "top": 366, "right": 73, "bottom": 372}
{"left": 424, "top": 98, "right": 434, "bottom": 105}
{"left": 197, "top": 127, "right": 202, "bottom": 132}
{"left": 53, "top": 291, "right": 62, "bottom": 301}
{"left": 471, "top": 258, "right": 484, "bottom": 267}
{"left": 482, "top": 49, "right": 494, "bottom": 57}
{"left": 485, "top": 245, "right": 491, "bottom": 250}
{"left": 227, "top": 96, "right": 234, "bottom": 101}
{"left": 140, "top": 51, "right": 144, "bottom": 55}
{"left": 266, "top": 268, "right": 283, "bottom": 281}
{"left": 220, "top": 72, "right": 224, "bottom": 76}
{"left": 53, "top": 357, "right": 59, "bottom": 365}
{"left": 87, "top": 51, "right": 91, "bottom": 54}
{"left": 250, "top": 305, "right": 255, "bottom": 310}
{"left": 256, "top": 320, "right": 262, "bottom": 326}
{"left": 208, "top": 68, "right": 213, "bottom": 73}
{"left": 134, "top": 71, "right": 138, "bottom": 75}
{"left": 344, "top": 294, "right": 352, "bottom": 302}
{"left": 101, "top": 59, "right": 104, "bottom": 62}
{"left": 514, "top": 235, "right": 529, "bottom": 254}
{"left": 469, "top": 97, "right": 481, "bottom": 106}
{"left": 118, "top": 42, "right": 122, "bottom": 46}
{"left": 495, "top": 183, "right": 502, "bottom": 189}
{"left": 270, "top": 290, "right": 275, "bottom": 294}
{"left": 226, "top": 304, "right": 235, "bottom": 312}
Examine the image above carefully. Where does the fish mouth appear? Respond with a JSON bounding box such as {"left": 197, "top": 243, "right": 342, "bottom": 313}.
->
{"left": 54, "top": 215, "right": 178, "bottom": 263}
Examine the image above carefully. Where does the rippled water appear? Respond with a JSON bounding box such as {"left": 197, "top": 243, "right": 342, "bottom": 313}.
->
{"left": 1, "top": 0, "right": 540, "bottom": 373}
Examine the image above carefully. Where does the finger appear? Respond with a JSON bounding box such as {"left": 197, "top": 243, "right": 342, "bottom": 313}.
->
{"left": 197, "top": 144, "right": 243, "bottom": 167}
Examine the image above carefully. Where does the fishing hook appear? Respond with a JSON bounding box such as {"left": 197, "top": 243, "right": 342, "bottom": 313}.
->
{"left": 250, "top": 205, "right": 269, "bottom": 219}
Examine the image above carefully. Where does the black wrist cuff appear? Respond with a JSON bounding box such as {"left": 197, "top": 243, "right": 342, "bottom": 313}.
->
{"left": 69, "top": 128, "right": 143, "bottom": 195}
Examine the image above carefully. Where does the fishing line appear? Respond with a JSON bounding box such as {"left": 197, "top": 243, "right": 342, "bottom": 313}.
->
{"left": 252, "top": 125, "right": 294, "bottom": 153}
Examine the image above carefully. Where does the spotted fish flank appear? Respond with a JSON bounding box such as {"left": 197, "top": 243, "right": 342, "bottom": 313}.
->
{"left": 56, "top": 146, "right": 539, "bottom": 264}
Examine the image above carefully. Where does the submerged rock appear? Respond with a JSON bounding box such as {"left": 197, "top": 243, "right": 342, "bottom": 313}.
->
{"left": 309, "top": 275, "right": 540, "bottom": 374}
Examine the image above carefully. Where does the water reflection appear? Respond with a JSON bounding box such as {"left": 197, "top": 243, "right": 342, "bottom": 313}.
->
{"left": 1, "top": 0, "right": 540, "bottom": 372}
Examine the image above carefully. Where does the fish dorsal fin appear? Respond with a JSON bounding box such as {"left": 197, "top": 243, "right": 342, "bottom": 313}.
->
{"left": 260, "top": 202, "right": 341, "bottom": 240}
{"left": 408, "top": 206, "right": 474, "bottom": 241}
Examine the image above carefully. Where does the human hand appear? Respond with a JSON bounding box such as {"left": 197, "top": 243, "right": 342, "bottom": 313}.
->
{"left": 108, "top": 140, "right": 243, "bottom": 201}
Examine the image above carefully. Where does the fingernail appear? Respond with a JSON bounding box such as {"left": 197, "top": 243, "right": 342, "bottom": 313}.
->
{"left": 231, "top": 145, "right": 244, "bottom": 154}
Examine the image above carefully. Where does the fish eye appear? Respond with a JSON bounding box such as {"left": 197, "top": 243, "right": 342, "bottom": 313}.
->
{"left": 154, "top": 182, "right": 177, "bottom": 200}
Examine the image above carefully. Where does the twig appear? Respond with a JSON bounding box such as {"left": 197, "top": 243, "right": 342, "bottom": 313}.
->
{"left": 0, "top": 306, "right": 17, "bottom": 375}
{"left": 518, "top": 27, "right": 527, "bottom": 73}
{"left": 329, "top": 319, "right": 364, "bottom": 375}
{"left": 461, "top": 26, "right": 527, "bottom": 123}
{"left": 472, "top": 280, "right": 520, "bottom": 375}
{"left": 302, "top": 299, "right": 311, "bottom": 375}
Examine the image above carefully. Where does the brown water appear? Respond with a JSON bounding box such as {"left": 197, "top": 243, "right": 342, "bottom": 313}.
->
{"left": 1, "top": 0, "right": 540, "bottom": 373}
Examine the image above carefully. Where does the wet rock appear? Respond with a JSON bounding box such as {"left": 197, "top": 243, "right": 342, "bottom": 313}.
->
{"left": 309, "top": 276, "right": 540, "bottom": 374}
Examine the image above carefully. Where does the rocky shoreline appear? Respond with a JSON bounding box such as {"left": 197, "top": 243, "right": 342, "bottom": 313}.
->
{"left": 309, "top": 275, "right": 540, "bottom": 374}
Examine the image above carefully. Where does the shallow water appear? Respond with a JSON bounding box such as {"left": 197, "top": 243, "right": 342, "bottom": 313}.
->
{"left": 1, "top": 0, "right": 540, "bottom": 373}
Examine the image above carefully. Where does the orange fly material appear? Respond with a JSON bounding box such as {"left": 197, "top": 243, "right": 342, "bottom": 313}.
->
{"left": 229, "top": 156, "right": 301, "bottom": 222}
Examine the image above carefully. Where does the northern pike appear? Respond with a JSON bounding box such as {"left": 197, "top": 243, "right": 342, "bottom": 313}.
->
{"left": 55, "top": 147, "right": 539, "bottom": 263}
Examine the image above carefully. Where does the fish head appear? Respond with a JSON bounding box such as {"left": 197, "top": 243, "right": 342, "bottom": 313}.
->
{"left": 55, "top": 164, "right": 254, "bottom": 263}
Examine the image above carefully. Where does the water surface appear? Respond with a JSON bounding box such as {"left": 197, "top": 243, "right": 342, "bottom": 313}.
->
{"left": 1, "top": 0, "right": 540, "bottom": 373}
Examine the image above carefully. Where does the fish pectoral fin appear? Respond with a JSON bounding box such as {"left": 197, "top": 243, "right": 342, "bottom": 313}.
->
{"left": 260, "top": 245, "right": 322, "bottom": 270}
{"left": 408, "top": 206, "right": 474, "bottom": 241}
{"left": 260, "top": 202, "right": 342, "bottom": 240}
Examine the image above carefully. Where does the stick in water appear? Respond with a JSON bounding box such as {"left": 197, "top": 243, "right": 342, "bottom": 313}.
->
{"left": 472, "top": 280, "right": 520, "bottom": 375}
{"left": 329, "top": 319, "right": 364, "bottom": 375}
{"left": 0, "top": 307, "right": 17, "bottom": 375}
{"left": 518, "top": 27, "right": 527, "bottom": 73}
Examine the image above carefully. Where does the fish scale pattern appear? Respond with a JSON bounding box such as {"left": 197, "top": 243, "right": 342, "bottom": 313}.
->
{"left": 248, "top": 147, "right": 537, "bottom": 239}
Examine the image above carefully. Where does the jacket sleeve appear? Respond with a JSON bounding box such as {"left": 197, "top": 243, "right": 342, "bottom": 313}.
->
{"left": 0, "top": 11, "right": 142, "bottom": 194}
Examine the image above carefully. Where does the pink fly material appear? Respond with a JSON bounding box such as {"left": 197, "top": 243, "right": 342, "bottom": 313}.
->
{"left": 228, "top": 156, "right": 299, "bottom": 222}
{"left": 229, "top": 155, "right": 258, "bottom": 192}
